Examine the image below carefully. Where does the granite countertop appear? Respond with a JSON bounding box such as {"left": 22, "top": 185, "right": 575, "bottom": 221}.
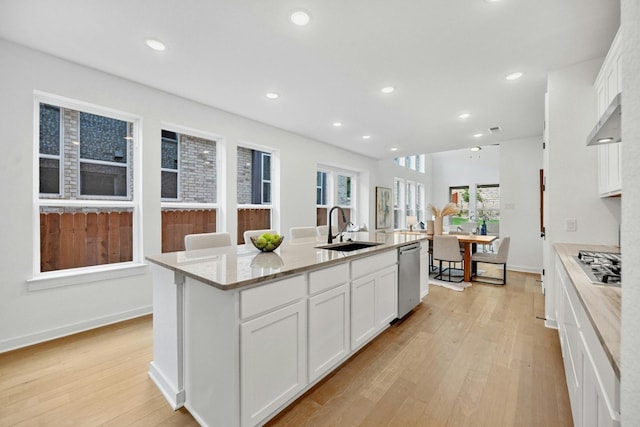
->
{"left": 146, "top": 231, "right": 427, "bottom": 291}
{"left": 554, "top": 243, "right": 621, "bottom": 378}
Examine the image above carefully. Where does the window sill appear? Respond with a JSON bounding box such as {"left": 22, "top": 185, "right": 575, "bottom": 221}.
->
{"left": 26, "top": 262, "right": 148, "bottom": 292}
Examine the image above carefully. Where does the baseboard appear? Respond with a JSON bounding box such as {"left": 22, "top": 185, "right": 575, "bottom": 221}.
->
{"left": 0, "top": 306, "right": 152, "bottom": 353}
{"left": 507, "top": 265, "right": 543, "bottom": 275}
{"left": 149, "top": 361, "right": 186, "bottom": 410}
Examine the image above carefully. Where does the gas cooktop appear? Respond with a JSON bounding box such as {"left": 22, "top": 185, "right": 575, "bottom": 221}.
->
{"left": 573, "top": 250, "right": 621, "bottom": 287}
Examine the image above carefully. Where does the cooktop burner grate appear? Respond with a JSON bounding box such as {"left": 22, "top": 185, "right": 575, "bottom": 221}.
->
{"left": 574, "top": 250, "right": 621, "bottom": 286}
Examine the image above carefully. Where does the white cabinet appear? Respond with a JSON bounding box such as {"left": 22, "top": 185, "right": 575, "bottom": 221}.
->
{"left": 594, "top": 29, "right": 622, "bottom": 197}
{"left": 240, "top": 275, "right": 307, "bottom": 427}
{"left": 351, "top": 263, "right": 398, "bottom": 350}
{"left": 308, "top": 263, "right": 350, "bottom": 382}
{"left": 555, "top": 254, "right": 620, "bottom": 427}
{"left": 375, "top": 265, "right": 399, "bottom": 327}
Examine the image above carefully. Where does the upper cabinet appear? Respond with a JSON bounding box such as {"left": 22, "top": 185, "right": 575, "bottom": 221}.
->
{"left": 594, "top": 29, "right": 622, "bottom": 197}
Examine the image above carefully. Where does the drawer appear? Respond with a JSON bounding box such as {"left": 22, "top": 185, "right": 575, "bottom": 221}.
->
{"left": 309, "top": 262, "right": 349, "bottom": 295}
{"left": 351, "top": 250, "right": 397, "bottom": 279}
{"left": 240, "top": 275, "right": 306, "bottom": 320}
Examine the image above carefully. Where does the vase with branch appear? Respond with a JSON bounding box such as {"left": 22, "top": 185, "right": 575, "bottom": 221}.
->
{"left": 428, "top": 202, "right": 457, "bottom": 235}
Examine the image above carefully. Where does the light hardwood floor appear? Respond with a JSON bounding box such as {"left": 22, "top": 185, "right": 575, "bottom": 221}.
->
{"left": 0, "top": 271, "right": 572, "bottom": 426}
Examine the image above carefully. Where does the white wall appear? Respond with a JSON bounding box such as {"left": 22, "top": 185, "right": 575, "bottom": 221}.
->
{"left": 543, "top": 58, "right": 622, "bottom": 325}
{"left": 500, "top": 136, "right": 543, "bottom": 273}
{"left": 431, "top": 145, "right": 500, "bottom": 219}
{"left": 621, "top": 0, "right": 640, "bottom": 423}
{"left": 0, "top": 39, "right": 390, "bottom": 351}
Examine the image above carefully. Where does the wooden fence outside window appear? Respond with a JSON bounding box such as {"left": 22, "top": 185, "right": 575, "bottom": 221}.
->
{"left": 40, "top": 211, "right": 133, "bottom": 272}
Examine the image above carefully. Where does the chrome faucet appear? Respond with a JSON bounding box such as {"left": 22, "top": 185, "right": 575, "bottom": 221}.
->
{"left": 327, "top": 206, "right": 347, "bottom": 244}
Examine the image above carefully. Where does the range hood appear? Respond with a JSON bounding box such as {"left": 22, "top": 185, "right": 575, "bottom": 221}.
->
{"left": 587, "top": 93, "right": 621, "bottom": 146}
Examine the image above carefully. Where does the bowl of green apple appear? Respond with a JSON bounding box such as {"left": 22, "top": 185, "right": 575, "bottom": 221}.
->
{"left": 250, "top": 232, "right": 284, "bottom": 252}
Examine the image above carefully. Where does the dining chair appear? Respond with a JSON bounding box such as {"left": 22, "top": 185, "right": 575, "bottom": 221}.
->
{"left": 432, "top": 235, "right": 465, "bottom": 283}
{"left": 289, "top": 226, "right": 317, "bottom": 239}
{"left": 243, "top": 229, "right": 276, "bottom": 245}
{"left": 471, "top": 236, "right": 510, "bottom": 285}
{"left": 184, "top": 232, "right": 232, "bottom": 250}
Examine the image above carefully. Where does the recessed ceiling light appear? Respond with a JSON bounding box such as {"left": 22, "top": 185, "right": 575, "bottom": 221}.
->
{"left": 265, "top": 92, "right": 279, "bottom": 99}
{"left": 485, "top": 0, "right": 500, "bottom": 3}
{"left": 381, "top": 86, "right": 395, "bottom": 94}
{"left": 506, "top": 72, "right": 523, "bottom": 80}
{"left": 458, "top": 113, "right": 471, "bottom": 119}
{"left": 390, "top": 147, "right": 398, "bottom": 152}
{"left": 470, "top": 146, "right": 482, "bottom": 151}
{"left": 332, "top": 122, "right": 343, "bottom": 127}
{"left": 145, "top": 39, "right": 166, "bottom": 51}
{"left": 290, "top": 10, "right": 310, "bottom": 26}
{"left": 473, "top": 133, "right": 483, "bottom": 138}
{"left": 362, "top": 135, "right": 371, "bottom": 140}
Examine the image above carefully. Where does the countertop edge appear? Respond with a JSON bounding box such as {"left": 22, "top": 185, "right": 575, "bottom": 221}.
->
{"left": 554, "top": 243, "right": 621, "bottom": 379}
{"left": 147, "top": 235, "right": 427, "bottom": 292}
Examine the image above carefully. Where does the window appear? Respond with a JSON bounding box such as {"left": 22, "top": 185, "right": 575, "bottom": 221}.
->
{"left": 393, "top": 155, "right": 425, "bottom": 173}
{"left": 35, "top": 96, "right": 140, "bottom": 274}
{"left": 79, "top": 111, "right": 129, "bottom": 197}
{"left": 39, "top": 104, "right": 61, "bottom": 194}
{"left": 449, "top": 186, "right": 470, "bottom": 225}
{"left": 477, "top": 184, "right": 500, "bottom": 222}
{"left": 316, "top": 171, "right": 327, "bottom": 205}
{"left": 316, "top": 166, "right": 357, "bottom": 230}
{"left": 406, "top": 181, "right": 415, "bottom": 216}
{"left": 416, "top": 183, "right": 425, "bottom": 223}
{"left": 160, "top": 128, "right": 219, "bottom": 252}
{"left": 393, "top": 177, "right": 404, "bottom": 229}
{"left": 237, "top": 145, "right": 275, "bottom": 243}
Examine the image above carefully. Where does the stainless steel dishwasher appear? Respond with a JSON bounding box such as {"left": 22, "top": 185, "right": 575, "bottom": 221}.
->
{"left": 397, "top": 242, "right": 421, "bottom": 318}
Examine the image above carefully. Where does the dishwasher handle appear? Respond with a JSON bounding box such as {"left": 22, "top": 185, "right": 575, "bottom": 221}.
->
{"left": 399, "top": 243, "right": 421, "bottom": 254}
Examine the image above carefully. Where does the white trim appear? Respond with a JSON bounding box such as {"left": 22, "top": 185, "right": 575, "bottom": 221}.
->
{"left": 0, "top": 305, "right": 152, "bottom": 353}
{"left": 161, "top": 202, "right": 218, "bottom": 210}
{"left": 27, "top": 262, "right": 148, "bottom": 291}
{"left": 149, "top": 362, "right": 186, "bottom": 409}
{"left": 38, "top": 199, "right": 135, "bottom": 208}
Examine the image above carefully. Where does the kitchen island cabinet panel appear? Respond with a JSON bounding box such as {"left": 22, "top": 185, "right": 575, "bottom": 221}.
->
{"left": 240, "top": 300, "right": 307, "bottom": 427}
{"left": 351, "top": 274, "right": 377, "bottom": 349}
{"left": 375, "top": 265, "right": 399, "bottom": 328}
{"left": 308, "top": 283, "right": 350, "bottom": 381}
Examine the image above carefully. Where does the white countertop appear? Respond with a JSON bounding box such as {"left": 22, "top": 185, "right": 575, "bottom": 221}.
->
{"left": 146, "top": 231, "right": 427, "bottom": 291}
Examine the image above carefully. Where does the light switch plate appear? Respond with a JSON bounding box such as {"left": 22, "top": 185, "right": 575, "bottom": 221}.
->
{"left": 566, "top": 218, "right": 577, "bottom": 232}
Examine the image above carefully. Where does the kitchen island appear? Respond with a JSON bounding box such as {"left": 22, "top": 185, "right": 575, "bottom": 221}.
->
{"left": 146, "top": 232, "right": 427, "bottom": 427}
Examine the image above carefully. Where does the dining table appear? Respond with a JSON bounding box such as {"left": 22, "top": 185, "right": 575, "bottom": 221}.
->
{"left": 398, "top": 231, "right": 498, "bottom": 282}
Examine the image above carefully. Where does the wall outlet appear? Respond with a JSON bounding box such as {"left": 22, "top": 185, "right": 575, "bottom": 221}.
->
{"left": 566, "top": 218, "right": 577, "bottom": 232}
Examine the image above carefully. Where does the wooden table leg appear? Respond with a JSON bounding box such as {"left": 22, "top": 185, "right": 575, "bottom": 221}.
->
{"left": 463, "top": 243, "right": 472, "bottom": 282}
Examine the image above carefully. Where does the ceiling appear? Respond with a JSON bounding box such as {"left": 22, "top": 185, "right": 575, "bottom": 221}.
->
{"left": 0, "top": 0, "right": 620, "bottom": 159}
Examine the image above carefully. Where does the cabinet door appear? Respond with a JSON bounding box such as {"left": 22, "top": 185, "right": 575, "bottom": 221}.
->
{"left": 308, "top": 283, "right": 350, "bottom": 382}
{"left": 351, "top": 275, "right": 377, "bottom": 349}
{"left": 240, "top": 300, "right": 307, "bottom": 427}
{"left": 597, "top": 145, "right": 609, "bottom": 196}
{"left": 607, "top": 143, "right": 622, "bottom": 194}
{"left": 375, "top": 266, "right": 398, "bottom": 327}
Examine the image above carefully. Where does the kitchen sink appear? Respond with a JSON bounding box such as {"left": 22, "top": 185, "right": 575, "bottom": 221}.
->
{"left": 316, "top": 241, "right": 382, "bottom": 252}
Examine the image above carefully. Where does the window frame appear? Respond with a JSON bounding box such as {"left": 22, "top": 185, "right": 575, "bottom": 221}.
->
{"left": 30, "top": 91, "right": 144, "bottom": 288}
{"left": 393, "top": 177, "right": 405, "bottom": 230}
{"left": 316, "top": 165, "right": 358, "bottom": 227}
{"left": 38, "top": 103, "right": 63, "bottom": 196}
{"left": 160, "top": 131, "right": 180, "bottom": 201}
